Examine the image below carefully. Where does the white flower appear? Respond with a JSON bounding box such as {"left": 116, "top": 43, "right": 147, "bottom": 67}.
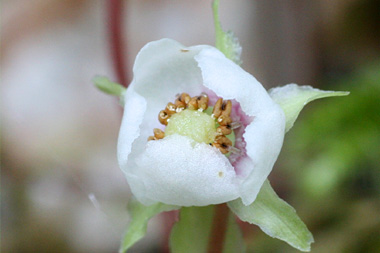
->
{"left": 118, "top": 39, "right": 285, "bottom": 207}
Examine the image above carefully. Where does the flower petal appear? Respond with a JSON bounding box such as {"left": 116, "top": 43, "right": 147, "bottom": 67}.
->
{"left": 118, "top": 39, "right": 214, "bottom": 204}
{"left": 195, "top": 48, "right": 286, "bottom": 205}
{"left": 269, "top": 84, "right": 350, "bottom": 132}
{"left": 135, "top": 135, "right": 240, "bottom": 206}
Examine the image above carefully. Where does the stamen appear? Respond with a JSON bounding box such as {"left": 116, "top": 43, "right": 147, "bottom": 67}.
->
{"left": 227, "top": 146, "right": 241, "bottom": 155}
{"left": 165, "top": 102, "right": 177, "bottom": 115}
{"left": 155, "top": 92, "right": 242, "bottom": 156}
{"left": 197, "top": 94, "right": 209, "bottom": 111}
{"left": 229, "top": 122, "right": 242, "bottom": 130}
{"left": 212, "top": 136, "right": 232, "bottom": 154}
{"left": 147, "top": 136, "right": 156, "bottom": 141}
{"left": 180, "top": 93, "right": 191, "bottom": 104}
{"left": 212, "top": 99, "right": 231, "bottom": 120}
{"left": 175, "top": 99, "right": 186, "bottom": 110}
{"left": 212, "top": 98, "right": 223, "bottom": 118}
{"left": 153, "top": 128, "right": 165, "bottom": 139}
{"left": 175, "top": 93, "right": 191, "bottom": 110}
{"left": 158, "top": 110, "right": 169, "bottom": 125}
{"left": 217, "top": 115, "right": 232, "bottom": 126}
{"left": 188, "top": 97, "right": 198, "bottom": 110}
{"left": 216, "top": 125, "right": 232, "bottom": 136}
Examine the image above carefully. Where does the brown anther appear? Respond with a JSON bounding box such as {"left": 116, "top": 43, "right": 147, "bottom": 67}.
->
{"left": 215, "top": 135, "right": 232, "bottom": 146}
{"left": 216, "top": 125, "right": 232, "bottom": 136}
{"left": 212, "top": 99, "right": 232, "bottom": 119}
{"left": 221, "top": 100, "right": 232, "bottom": 116}
{"left": 212, "top": 98, "right": 223, "bottom": 118}
{"left": 165, "top": 102, "right": 177, "bottom": 115}
{"left": 217, "top": 115, "right": 232, "bottom": 126}
{"left": 212, "top": 143, "right": 229, "bottom": 154}
{"left": 153, "top": 128, "right": 165, "bottom": 139}
{"left": 197, "top": 94, "right": 209, "bottom": 111}
{"left": 188, "top": 97, "right": 199, "bottom": 110}
{"left": 158, "top": 110, "right": 169, "bottom": 125}
{"left": 147, "top": 136, "right": 156, "bottom": 141}
{"left": 180, "top": 93, "right": 191, "bottom": 104}
{"left": 174, "top": 99, "right": 186, "bottom": 110}
{"left": 213, "top": 136, "right": 232, "bottom": 154}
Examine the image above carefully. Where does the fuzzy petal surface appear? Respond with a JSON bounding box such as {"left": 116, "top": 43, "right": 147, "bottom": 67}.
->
{"left": 195, "top": 49, "right": 285, "bottom": 205}
{"left": 135, "top": 135, "right": 240, "bottom": 206}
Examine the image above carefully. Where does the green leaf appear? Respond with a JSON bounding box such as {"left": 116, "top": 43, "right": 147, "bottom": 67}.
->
{"left": 93, "top": 76, "right": 126, "bottom": 97}
{"left": 120, "top": 198, "right": 179, "bottom": 253}
{"left": 228, "top": 181, "right": 314, "bottom": 252}
{"left": 213, "top": 0, "right": 242, "bottom": 65}
{"left": 170, "top": 206, "right": 214, "bottom": 253}
{"left": 223, "top": 214, "right": 246, "bottom": 253}
{"left": 269, "top": 84, "right": 349, "bottom": 132}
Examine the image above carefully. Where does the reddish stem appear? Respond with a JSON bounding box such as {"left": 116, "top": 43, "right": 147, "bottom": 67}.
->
{"left": 208, "top": 204, "right": 229, "bottom": 253}
{"left": 108, "top": 0, "right": 128, "bottom": 87}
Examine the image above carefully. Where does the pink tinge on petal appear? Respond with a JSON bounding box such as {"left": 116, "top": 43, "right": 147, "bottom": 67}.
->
{"left": 229, "top": 100, "right": 253, "bottom": 176}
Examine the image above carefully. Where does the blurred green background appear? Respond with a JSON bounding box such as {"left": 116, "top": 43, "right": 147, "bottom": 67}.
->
{"left": 1, "top": 0, "right": 379, "bottom": 252}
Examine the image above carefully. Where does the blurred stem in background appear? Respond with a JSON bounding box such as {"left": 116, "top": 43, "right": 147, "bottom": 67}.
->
{"left": 108, "top": 0, "right": 128, "bottom": 87}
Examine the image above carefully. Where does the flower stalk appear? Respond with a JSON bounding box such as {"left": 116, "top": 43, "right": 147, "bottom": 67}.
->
{"left": 108, "top": 0, "right": 128, "bottom": 87}
{"left": 208, "top": 204, "right": 230, "bottom": 253}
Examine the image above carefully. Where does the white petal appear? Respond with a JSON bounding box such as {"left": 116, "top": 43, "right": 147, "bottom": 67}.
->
{"left": 135, "top": 135, "right": 240, "bottom": 206}
{"left": 117, "top": 87, "right": 151, "bottom": 203}
{"left": 195, "top": 48, "right": 286, "bottom": 205}
{"left": 118, "top": 39, "right": 223, "bottom": 205}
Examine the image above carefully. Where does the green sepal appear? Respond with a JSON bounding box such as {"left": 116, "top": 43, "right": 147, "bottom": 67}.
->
{"left": 120, "top": 198, "right": 179, "bottom": 253}
{"left": 228, "top": 181, "right": 314, "bottom": 252}
{"left": 93, "top": 76, "right": 126, "bottom": 98}
{"left": 269, "top": 84, "right": 349, "bottom": 132}
{"left": 213, "top": 0, "right": 242, "bottom": 65}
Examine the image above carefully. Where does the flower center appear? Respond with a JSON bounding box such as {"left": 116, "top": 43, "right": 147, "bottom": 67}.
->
{"left": 148, "top": 92, "right": 241, "bottom": 155}
{"left": 165, "top": 109, "right": 216, "bottom": 144}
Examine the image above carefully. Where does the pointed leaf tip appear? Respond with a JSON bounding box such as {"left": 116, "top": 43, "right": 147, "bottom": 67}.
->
{"left": 269, "top": 84, "right": 349, "bottom": 132}
{"left": 93, "top": 75, "right": 126, "bottom": 97}
{"left": 228, "top": 181, "right": 314, "bottom": 252}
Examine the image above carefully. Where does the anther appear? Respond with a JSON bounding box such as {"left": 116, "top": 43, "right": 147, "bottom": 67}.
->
{"left": 217, "top": 115, "right": 232, "bottom": 126}
{"left": 213, "top": 136, "right": 232, "bottom": 154}
{"left": 212, "top": 98, "right": 223, "bottom": 118}
{"left": 175, "top": 99, "right": 186, "bottom": 110}
{"left": 216, "top": 125, "right": 232, "bottom": 136}
{"left": 180, "top": 93, "right": 191, "bottom": 104}
{"left": 197, "top": 94, "right": 209, "bottom": 111}
{"left": 158, "top": 110, "right": 169, "bottom": 125}
{"left": 222, "top": 100, "right": 232, "bottom": 116}
{"left": 165, "top": 102, "right": 177, "bottom": 115}
{"left": 153, "top": 128, "right": 165, "bottom": 139}
{"left": 147, "top": 136, "right": 156, "bottom": 141}
{"left": 188, "top": 97, "right": 198, "bottom": 110}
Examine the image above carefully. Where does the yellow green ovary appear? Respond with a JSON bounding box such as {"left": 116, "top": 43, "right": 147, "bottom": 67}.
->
{"left": 165, "top": 109, "right": 216, "bottom": 144}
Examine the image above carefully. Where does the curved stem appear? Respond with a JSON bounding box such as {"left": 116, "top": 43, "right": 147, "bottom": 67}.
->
{"left": 108, "top": 0, "right": 128, "bottom": 87}
{"left": 208, "top": 203, "right": 229, "bottom": 253}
